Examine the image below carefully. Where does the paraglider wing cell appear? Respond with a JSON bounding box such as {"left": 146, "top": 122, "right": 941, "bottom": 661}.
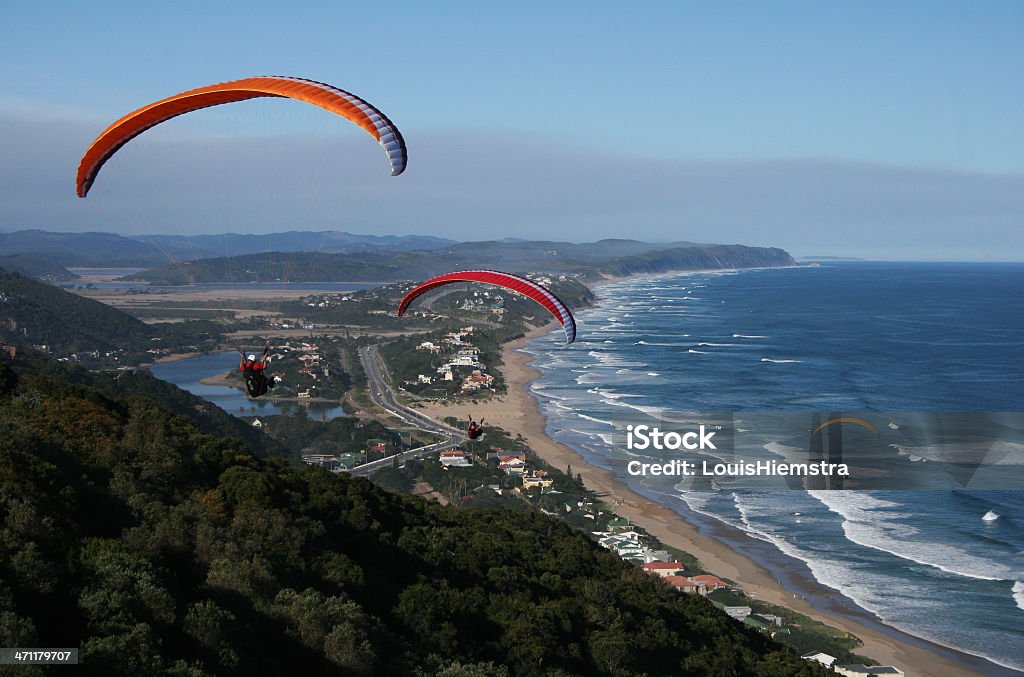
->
{"left": 397, "top": 270, "right": 577, "bottom": 344}
{"left": 77, "top": 76, "right": 407, "bottom": 197}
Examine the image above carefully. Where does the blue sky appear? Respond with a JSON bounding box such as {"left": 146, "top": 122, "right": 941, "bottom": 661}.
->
{"left": 2, "top": 1, "right": 1022, "bottom": 259}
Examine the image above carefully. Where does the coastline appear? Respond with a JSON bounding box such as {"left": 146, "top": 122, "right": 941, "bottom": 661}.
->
{"left": 419, "top": 320, "right": 998, "bottom": 677}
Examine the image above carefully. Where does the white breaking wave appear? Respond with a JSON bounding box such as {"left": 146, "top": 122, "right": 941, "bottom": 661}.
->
{"left": 761, "top": 358, "right": 802, "bottom": 363}
{"left": 720, "top": 492, "right": 977, "bottom": 660}
{"left": 636, "top": 340, "right": 691, "bottom": 346}
{"left": 698, "top": 342, "right": 739, "bottom": 347}
{"left": 603, "top": 398, "right": 667, "bottom": 418}
{"left": 586, "top": 351, "right": 646, "bottom": 368}
{"left": 889, "top": 444, "right": 926, "bottom": 462}
{"left": 763, "top": 441, "right": 811, "bottom": 464}
{"left": 1014, "top": 581, "right": 1024, "bottom": 611}
{"left": 733, "top": 334, "right": 768, "bottom": 339}
{"left": 810, "top": 491, "right": 1021, "bottom": 582}
{"left": 688, "top": 349, "right": 707, "bottom": 354}
{"left": 889, "top": 439, "right": 1024, "bottom": 466}
{"left": 576, "top": 412, "right": 615, "bottom": 427}
{"left": 588, "top": 388, "right": 642, "bottom": 400}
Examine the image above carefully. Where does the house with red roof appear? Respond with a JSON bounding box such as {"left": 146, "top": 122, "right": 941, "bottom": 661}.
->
{"left": 690, "top": 574, "right": 727, "bottom": 594}
{"left": 440, "top": 450, "right": 472, "bottom": 467}
{"left": 662, "top": 576, "right": 699, "bottom": 593}
{"left": 641, "top": 562, "right": 685, "bottom": 578}
{"left": 498, "top": 456, "right": 526, "bottom": 475}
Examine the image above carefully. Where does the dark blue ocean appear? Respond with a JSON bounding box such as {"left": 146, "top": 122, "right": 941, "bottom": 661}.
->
{"left": 523, "top": 262, "right": 1024, "bottom": 672}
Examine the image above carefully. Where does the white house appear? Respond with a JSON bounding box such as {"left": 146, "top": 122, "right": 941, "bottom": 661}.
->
{"left": 498, "top": 456, "right": 526, "bottom": 475}
{"left": 724, "top": 606, "right": 752, "bottom": 621}
{"left": 439, "top": 450, "right": 473, "bottom": 467}
{"left": 834, "top": 666, "right": 904, "bottom": 677}
{"left": 801, "top": 652, "right": 836, "bottom": 668}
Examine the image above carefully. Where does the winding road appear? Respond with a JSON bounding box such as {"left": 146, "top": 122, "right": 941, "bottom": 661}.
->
{"left": 348, "top": 345, "right": 464, "bottom": 477}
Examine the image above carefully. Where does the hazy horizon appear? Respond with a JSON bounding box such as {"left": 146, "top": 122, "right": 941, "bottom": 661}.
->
{"left": 5, "top": 226, "right": 1024, "bottom": 264}
{"left": 2, "top": 2, "right": 1022, "bottom": 262}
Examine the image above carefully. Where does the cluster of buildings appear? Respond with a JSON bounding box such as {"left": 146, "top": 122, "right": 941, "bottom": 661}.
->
{"left": 640, "top": 562, "right": 730, "bottom": 596}
{"left": 266, "top": 341, "right": 331, "bottom": 397}
{"left": 495, "top": 453, "right": 554, "bottom": 491}
{"left": 304, "top": 294, "right": 355, "bottom": 308}
{"left": 434, "top": 447, "right": 555, "bottom": 493}
{"left": 55, "top": 348, "right": 126, "bottom": 363}
{"left": 413, "top": 328, "right": 496, "bottom": 396}
{"left": 800, "top": 654, "right": 904, "bottom": 677}
{"left": 459, "top": 290, "right": 505, "bottom": 316}
{"left": 514, "top": 271, "right": 576, "bottom": 287}
{"left": 590, "top": 517, "right": 679, "bottom": 566}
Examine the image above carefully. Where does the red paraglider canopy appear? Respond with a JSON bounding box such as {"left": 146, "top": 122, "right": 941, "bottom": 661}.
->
{"left": 397, "top": 270, "right": 577, "bottom": 344}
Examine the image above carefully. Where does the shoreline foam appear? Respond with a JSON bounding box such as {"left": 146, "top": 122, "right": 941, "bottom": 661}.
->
{"left": 419, "top": 313, "right": 1000, "bottom": 677}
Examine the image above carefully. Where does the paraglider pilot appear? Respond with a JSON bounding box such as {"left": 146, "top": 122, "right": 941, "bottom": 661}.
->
{"left": 467, "top": 416, "right": 485, "bottom": 440}
{"left": 240, "top": 347, "right": 274, "bottom": 398}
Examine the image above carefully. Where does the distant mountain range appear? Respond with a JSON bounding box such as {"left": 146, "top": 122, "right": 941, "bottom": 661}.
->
{"left": 0, "top": 229, "right": 457, "bottom": 267}
{"left": 128, "top": 240, "right": 797, "bottom": 285}
{"left": 0, "top": 229, "right": 797, "bottom": 284}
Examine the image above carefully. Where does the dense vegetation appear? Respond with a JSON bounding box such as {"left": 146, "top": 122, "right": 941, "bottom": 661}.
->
{"left": 0, "top": 354, "right": 823, "bottom": 676}
{"left": 127, "top": 241, "right": 796, "bottom": 285}
{"left": 0, "top": 269, "right": 222, "bottom": 360}
{"left": 600, "top": 245, "right": 796, "bottom": 278}
{"left": 707, "top": 589, "right": 867, "bottom": 664}
{"left": 0, "top": 255, "right": 78, "bottom": 282}
{"left": 0, "top": 269, "right": 152, "bottom": 350}
{"left": 8, "top": 350, "right": 286, "bottom": 460}
{"left": 260, "top": 411, "right": 401, "bottom": 456}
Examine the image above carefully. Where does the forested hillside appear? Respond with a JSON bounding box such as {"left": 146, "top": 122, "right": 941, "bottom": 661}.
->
{"left": 0, "top": 255, "right": 78, "bottom": 281}
{"left": 7, "top": 350, "right": 286, "bottom": 459}
{"left": 0, "top": 354, "right": 823, "bottom": 676}
{"left": 0, "top": 268, "right": 221, "bottom": 359}
{"left": 127, "top": 241, "right": 797, "bottom": 285}
{"left": 0, "top": 268, "right": 153, "bottom": 351}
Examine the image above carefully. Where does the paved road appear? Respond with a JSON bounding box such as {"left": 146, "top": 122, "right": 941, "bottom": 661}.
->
{"left": 349, "top": 345, "right": 464, "bottom": 477}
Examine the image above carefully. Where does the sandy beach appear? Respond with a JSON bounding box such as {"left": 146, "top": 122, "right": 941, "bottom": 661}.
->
{"left": 418, "top": 323, "right": 995, "bottom": 677}
{"left": 198, "top": 371, "right": 237, "bottom": 387}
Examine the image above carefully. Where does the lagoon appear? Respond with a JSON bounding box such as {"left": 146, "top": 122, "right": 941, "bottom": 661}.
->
{"left": 149, "top": 351, "right": 345, "bottom": 420}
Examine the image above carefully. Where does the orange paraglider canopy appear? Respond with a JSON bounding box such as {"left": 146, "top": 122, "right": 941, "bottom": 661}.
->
{"left": 76, "top": 76, "right": 407, "bottom": 197}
